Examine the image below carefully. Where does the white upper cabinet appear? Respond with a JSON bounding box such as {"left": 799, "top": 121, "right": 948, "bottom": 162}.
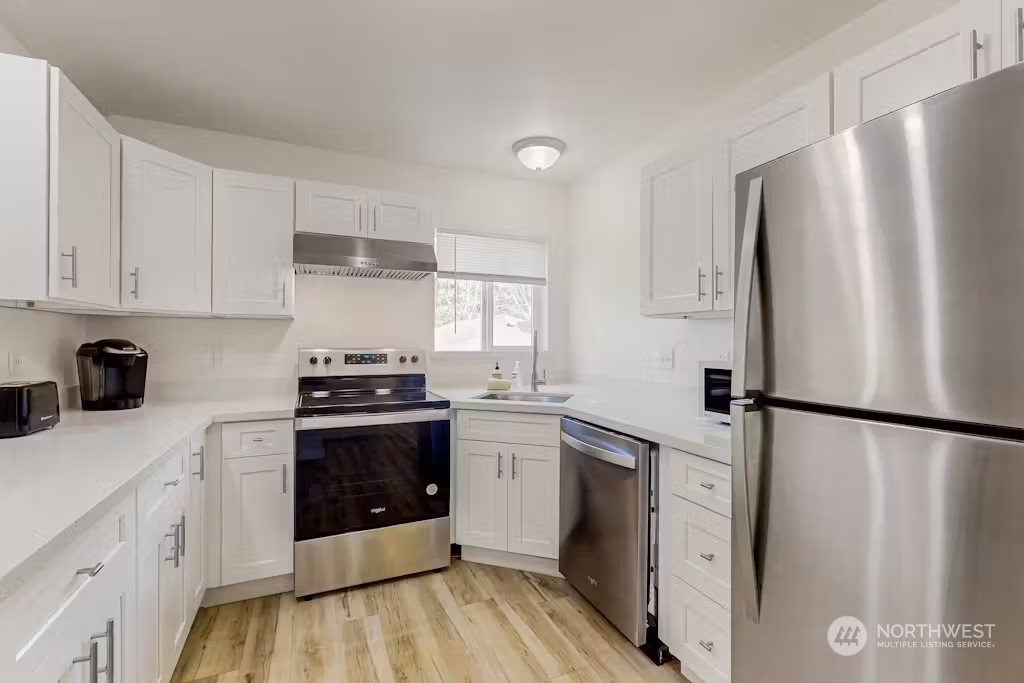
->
{"left": 48, "top": 68, "right": 122, "bottom": 308}
{"left": 295, "top": 180, "right": 432, "bottom": 244}
{"left": 121, "top": 137, "right": 212, "bottom": 314}
{"left": 834, "top": 5, "right": 971, "bottom": 131}
{"left": 641, "top": 144, "right": 714, "bottom": 317}
{"left": 212, "top": 169, "right": 295, "bottom": 318}
{"left": 712, "top": 74, "right": 832, "bottom": 312}
{"left": 295, "top": 180, "right": 364, "bottom": 237}
{"left": 371, "top": 190, "right": 431, "bottom": 244}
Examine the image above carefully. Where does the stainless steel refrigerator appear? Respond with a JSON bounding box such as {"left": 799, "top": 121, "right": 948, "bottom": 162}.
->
{"left": 731, "top": 62, "right": 1024, "bottom": 682}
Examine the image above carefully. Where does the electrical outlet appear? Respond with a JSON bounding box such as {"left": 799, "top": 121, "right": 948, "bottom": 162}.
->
{"left": 657, "top": 349, "right": 675, "bottom": 371}
{"left": 8, "top": 351, "right": 25, "bottom": 375}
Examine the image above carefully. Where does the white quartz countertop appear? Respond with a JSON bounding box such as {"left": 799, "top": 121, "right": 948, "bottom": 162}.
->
{"left": 433, "top": 381, "right": 731, "bottom": 463}
{"left": 0, "top": 396, "right": 295, "bottom": 590}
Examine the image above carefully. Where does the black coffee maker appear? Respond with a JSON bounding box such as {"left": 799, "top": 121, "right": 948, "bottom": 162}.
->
{"left": 76, "top": 339, "right": 149, "bottom": 410}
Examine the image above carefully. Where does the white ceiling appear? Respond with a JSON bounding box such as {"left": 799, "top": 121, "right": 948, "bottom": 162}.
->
{"left": 1, "top": 0, "right": 883, "bottom": 182}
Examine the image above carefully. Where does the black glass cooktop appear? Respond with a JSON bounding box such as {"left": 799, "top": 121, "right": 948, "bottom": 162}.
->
{"left": 295, "top": 388, "right": 449, "bottom": 417}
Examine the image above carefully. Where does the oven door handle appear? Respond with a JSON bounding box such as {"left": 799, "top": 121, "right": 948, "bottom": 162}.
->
{"left": 295, "top": 409, "right": 451, "bottom": 430}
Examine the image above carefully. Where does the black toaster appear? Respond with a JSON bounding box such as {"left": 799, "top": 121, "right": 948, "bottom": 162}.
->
{"left": 0, "top": 381, "right": 60, "bottom": 437}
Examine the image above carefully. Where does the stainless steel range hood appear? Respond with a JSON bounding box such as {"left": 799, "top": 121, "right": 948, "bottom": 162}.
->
{"left": 293, "top": 233, "right": 437, "bottom": 281}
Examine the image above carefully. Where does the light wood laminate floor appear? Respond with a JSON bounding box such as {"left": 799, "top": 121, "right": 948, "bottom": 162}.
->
{"left": 171, "top": 559, "right": 684, "bottom": 683}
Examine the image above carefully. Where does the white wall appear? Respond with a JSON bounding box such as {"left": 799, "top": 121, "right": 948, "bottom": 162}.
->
{"left": 565, "top": 0, "right": 955, "bottom": 387}
{"left": 93, "top": 116, "right": 569, "bottom": 388}
{"left": 0, "top": 19, "right": 29, "bottom": 56}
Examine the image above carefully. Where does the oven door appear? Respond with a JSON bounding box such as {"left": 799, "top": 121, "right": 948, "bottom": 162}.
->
{"left": 294, "top": 409, "right": 451, "bottom": 542}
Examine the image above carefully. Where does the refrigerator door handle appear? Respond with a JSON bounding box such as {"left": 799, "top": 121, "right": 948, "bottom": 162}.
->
{"left": 732, "top": 398, "right": 762, "bottom": 624}
{"left": 732, "top": 176, "right": 763, "bottom": 399}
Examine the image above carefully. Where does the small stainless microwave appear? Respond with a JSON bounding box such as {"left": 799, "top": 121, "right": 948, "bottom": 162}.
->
{"left": 700, "top": 362, "right": 732, "bottom": 424}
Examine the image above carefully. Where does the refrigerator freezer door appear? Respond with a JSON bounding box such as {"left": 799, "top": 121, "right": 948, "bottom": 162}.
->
{"left": 734, "top": 61, "right": 1024, "bottom": 429}
{"left": 734, "top": 406, "right": 1024, "bottom": 682}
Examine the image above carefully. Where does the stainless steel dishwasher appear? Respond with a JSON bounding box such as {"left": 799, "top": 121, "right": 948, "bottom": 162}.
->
{"left": 559, "top": 417, "right": 651, "bottom": 647}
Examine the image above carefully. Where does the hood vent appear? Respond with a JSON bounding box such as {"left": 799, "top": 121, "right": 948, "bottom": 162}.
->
{"left": 294, "top": 233, "right": 437, "bottom": 281}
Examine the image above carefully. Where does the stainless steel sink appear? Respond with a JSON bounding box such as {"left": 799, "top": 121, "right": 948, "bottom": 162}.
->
{"left": 474, "top": 391, "right": 573, "bottom": 404}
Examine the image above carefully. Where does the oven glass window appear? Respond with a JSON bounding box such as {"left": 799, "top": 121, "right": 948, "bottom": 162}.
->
{"left": 295, "top": 420, "right": 450, "bottom": 541}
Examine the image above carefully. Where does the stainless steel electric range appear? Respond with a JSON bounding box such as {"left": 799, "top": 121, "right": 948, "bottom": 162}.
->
{"left": 293, "top": 348, "right": 451, "bottom": 598}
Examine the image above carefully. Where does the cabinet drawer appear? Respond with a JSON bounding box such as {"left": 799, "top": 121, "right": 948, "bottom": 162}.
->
{"left": 457, "top": 410, "right": 560, "bottom": 447}
{"left": 222, "top": 419, "right": 294, "bottom": 459}
{"left": 671, "top": 449, "right": 731, "bottom": 517}
{"left": 672, "top": 495, "right": 730, "bottom": 609}
{"left": 138, "top": 440, "right": 187, "bottom": 519}
{"left": 669, "top": 577, "right": 730, "bottom": 683}
{"left": 0, "top": 492, "right": 134, "bottom": 663}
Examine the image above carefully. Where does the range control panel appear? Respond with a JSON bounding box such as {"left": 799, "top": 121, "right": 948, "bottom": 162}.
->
{"left": 298, "top": 348, "right": 424, "bottom": 377}
{"left": 345, "top": 353, "right": 388, "bottom": 365}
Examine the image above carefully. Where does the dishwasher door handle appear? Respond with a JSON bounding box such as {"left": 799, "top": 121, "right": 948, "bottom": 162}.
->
{"left": 561, "top": 431, "right": 636, "bottom": 470}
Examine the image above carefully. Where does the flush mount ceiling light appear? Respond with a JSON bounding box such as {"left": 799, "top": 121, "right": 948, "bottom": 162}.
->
{"left": 514, "top": 137, "right": 566, "bottom": 171}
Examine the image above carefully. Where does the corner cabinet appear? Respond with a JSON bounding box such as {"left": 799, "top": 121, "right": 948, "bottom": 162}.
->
{"left": 0, "top": 54, "right": 121, "bottom": 307}
{"left": 640, "top": 145, "right": 715, "bottom": 317}
{"left": 455, "top": 411, "right": 560, "bottom": 560}
{"left": 641, "top": 74, "right": 830, "bottom": 318}
{"left": 121, "top": 137, "right": 212, "bottom": 314}
{"left": 212, "top": 170, "right": 295, "bottom": 318}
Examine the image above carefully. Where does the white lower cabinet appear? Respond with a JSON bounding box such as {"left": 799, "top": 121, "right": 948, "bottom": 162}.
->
{"left": 455, "top": 411, "right": 561, "bottom": 560}
{"left": 661, "top": 447, "right": 732, "bottom": 683}
{"left": 137, "top": 442, "right": 190, "bottom": 683}
{"left": 6, "top": 497, "right": 135, "bottom": 683}
{"left": 507, "top": 443, "right": 560, "bottom": 559}
{"left": 221, "top": 452, "right": 294, "bottom": 585}
{"left": 185, "top": 428, "right": 208, "bottom": 617}
{"left": 455, "top": 440, "right": 508, "bottom": 550}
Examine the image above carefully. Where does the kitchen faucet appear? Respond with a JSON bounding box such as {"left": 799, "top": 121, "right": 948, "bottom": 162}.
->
{"left": 531, "top": 329, "right": 546, "bottom": 391}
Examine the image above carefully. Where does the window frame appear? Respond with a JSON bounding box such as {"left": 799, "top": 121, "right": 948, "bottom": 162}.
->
{"left": 432, "top": 276, "right": 546, "bottom": 355}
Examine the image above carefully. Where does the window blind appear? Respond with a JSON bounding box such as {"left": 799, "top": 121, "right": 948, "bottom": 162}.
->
{"left": 436, "top": 232, "right": 547, "bottom": 285}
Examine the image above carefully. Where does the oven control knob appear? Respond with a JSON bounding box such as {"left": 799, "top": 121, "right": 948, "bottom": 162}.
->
{"left": 309, "top": 356, "right": 318, "bottom": 365}
{"left": 324, "top": 356, "right": 332, "bottom": 365}
{"left": 399, "top": 355, "right": 407, "bottom": 363}
{"left": 426, "top": 483, "right": 438, "bottom": 496}
{"left": 411, "top": 355, "right": 420, "bottom": 364}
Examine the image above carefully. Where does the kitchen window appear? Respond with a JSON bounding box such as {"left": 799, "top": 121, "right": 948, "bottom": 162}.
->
{"left": 434, "top": 232, "right": 547, "bottom": 353}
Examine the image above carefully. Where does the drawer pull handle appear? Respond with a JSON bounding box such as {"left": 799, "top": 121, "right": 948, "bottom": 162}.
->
{"left": 90, "top": 618, "right": 115, "bottom": 681}
{"left": 699, "top": 481, "right": 715, "bottom": 490}
{"left": 75, "top": 561, "right": 104, "bottom": 577}
{"left": 699, "top": 639, "right": 714, "bottom": 652}
{"left": 72, "top": 641, "right": 98, "bottom": 682}
{"left": 164, "top": 476, "right": 183, "bottom": 488}
{"left": 252, "top": 436, "right": 265, "bottom": 442}
{"left": 699, "top": 552, "right": 715, "bottom": 562}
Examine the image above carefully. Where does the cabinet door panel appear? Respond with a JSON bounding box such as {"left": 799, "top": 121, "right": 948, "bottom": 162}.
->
{"left": 138, "top": 487, "right": 185, "bottom": 683}
{"left": 222, "top": 453, "right": 293, "bottom": 585}
{"left": 455, "top": 440, "right": 507, "bottom": 551}
{"left": 641, "top": 147, "right": 713, "bottom": 316}
{"left": 185, "top": 429, "right": 207, "bottom": 617}
{"left": 999, "top": 0, "right": 1024, "bottom": 68}
{"left": 713, "top": 74, "right": 831, "bottom": 312}
{"left": 372, "top": 191, "right": 430, "bottom": 243}
{"left": 295, "top": 180, "right": 364, "bottom": 237}
{"left": 213, "top": 170, "right": 294, "bottom": 317}
{"left": 507, "top": 445, "right": 559, "bottom": 559}
{"left": 834, "top": 6, "right": 968, "bottom": 131}
{"left": 122, "top": 137, "right": 212, "bottom": 313}
{"left": 49, "top": 68, "right": 120, "bottom": 307}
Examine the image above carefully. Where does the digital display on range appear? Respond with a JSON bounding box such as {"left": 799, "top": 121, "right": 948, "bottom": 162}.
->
{"left": 345, "top": 353, "right": 388, "bottom": 365}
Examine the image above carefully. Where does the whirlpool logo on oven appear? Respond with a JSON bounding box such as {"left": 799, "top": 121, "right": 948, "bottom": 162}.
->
{"left": 370, "top": 506, "right": 387, "bottom": 514}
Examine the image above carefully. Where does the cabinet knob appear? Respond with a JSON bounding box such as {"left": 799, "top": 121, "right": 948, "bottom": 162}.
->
{"left": 411, "top": 355, "right": 420, "bottom": 363}
{"left": 324, "top": 356, "right": 333, "bottom": 365}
